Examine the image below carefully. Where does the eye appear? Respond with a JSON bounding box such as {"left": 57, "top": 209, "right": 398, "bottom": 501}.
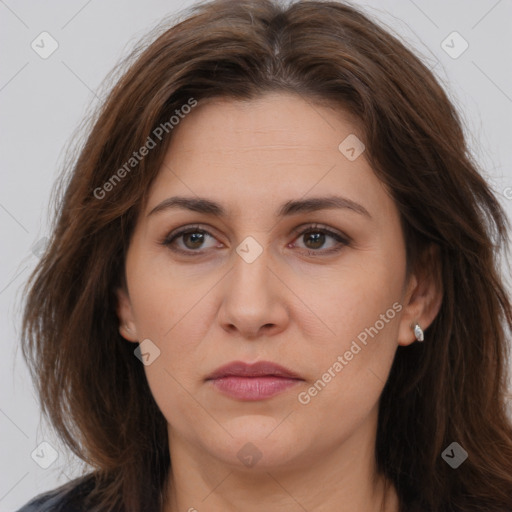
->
{"left": 289, "top": 223, "right": 350, "bottom": 255}
{"left": 161, "top": 223, "right": 349, "bottom": 256}
{"left": 161, "top": 225, "right": 221, "bottom": 255}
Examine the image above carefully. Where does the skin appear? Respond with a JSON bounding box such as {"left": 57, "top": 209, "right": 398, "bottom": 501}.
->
{"left": 116, "top": 92, "right": 442, "bottom": 512}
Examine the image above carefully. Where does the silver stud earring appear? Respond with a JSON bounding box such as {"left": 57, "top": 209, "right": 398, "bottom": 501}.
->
{"left": 413, "top": 323, "right": 424, "bottom": 342}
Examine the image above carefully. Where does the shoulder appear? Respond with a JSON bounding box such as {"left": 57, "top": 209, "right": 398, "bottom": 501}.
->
{"left": 15, "top": 475, "right": 95, "bottom": 512}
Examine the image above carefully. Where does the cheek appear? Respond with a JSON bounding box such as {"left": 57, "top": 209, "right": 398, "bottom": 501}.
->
{"left": 294, "top": 258, "right": 404, "bottom": 427}
{"left": 294, "top": 306, "right": 400, "bottom": 446}
{"left": 125, "top": 242, "right": 217, "bottom": 341}
{"left": 123, "top": 247, "right": 211, "bottom": 407}
{"left": 308, "top": 249, "right": 405, "bottom": 346}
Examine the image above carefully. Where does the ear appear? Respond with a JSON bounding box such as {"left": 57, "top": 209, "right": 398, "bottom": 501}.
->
{"left": 397, "top": 243, "right": 443, "bottom": 346}
{"left": 115, "top": 285, "right": 139, "bottom": 343}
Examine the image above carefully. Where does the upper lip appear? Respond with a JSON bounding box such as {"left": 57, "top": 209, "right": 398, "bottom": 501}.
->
{"left": 206, "top": 361, "right": 303, "bottom": 380}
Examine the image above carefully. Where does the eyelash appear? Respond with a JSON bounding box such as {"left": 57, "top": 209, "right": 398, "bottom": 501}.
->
{"left": 161, "top": 223, "right": 350, "bottom": 257}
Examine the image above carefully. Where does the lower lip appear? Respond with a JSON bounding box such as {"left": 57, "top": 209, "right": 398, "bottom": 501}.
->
{"left": 208, "top": 376, "right": 301, "bottom": 401}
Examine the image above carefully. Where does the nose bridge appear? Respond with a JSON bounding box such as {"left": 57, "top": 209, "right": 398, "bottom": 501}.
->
{"left": 230, "top": 233, "right": 273, "bottom": 299}
{"left": 217, "top": 232, "right": 288, "bottom": 336}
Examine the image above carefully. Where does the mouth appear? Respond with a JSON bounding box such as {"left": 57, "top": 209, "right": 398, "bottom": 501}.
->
{"left": 205, "top": 360, "right": 304, "bottom": 401}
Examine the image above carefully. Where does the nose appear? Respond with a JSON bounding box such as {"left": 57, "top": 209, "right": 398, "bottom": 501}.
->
{"left": 217, "top": 242, "right": 290, "bottom": 340}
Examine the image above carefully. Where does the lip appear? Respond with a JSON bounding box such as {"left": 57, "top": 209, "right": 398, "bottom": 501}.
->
{"left": 206, "top": 361, "right": 303, "bottom": 401}
{"left": 206, "top": 360, "right": 302, "bottom": 380}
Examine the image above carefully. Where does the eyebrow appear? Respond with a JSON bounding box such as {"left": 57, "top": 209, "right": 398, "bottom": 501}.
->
{"left": 147, "top": 195, "right": 371, "bottom": 219}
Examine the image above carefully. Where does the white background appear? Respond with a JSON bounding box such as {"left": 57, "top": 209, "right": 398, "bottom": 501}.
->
{"left": 1, "top": 1, "right": 511, "bottom": 510}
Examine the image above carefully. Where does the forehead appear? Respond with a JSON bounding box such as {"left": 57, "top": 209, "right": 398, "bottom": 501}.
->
{"left": 168, "top": 92, "right": 361, "bottom": 154}
{"left": 144, "top": 92, "right": 393, "bottom": 222}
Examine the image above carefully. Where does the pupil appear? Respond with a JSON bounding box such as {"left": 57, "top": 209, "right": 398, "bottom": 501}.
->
{"left": 306, "top": 232, "right": 324, "bottom": 249}
{"left": 185, "top": 232, "right": 204, "bottom": 248}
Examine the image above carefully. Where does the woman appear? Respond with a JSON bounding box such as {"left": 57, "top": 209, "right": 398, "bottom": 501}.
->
{"left": 18, "top": 0, "right": 512, "bottom": 511}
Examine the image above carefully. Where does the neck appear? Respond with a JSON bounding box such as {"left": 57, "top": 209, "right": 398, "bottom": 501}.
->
{"left": 161, "top": 409, "right": 399, "bottom": 512}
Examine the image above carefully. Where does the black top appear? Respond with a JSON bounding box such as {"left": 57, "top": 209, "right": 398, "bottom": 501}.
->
{"left": 15, "top": 476, "right": 95, "bottom": 512}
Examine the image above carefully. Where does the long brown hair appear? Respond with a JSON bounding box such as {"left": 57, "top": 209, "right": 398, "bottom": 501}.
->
{"left": 21, "top": 1, "right": 512, "bottom": 510}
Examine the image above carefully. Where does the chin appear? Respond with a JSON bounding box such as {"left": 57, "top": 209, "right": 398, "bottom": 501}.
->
{"left": 204, "top": 419, "right": 307, "bottom": 469}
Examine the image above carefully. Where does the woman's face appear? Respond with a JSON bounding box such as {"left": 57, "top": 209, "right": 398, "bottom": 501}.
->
{"left": 117, "top": 92, "right": 429, "bottom": 471}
